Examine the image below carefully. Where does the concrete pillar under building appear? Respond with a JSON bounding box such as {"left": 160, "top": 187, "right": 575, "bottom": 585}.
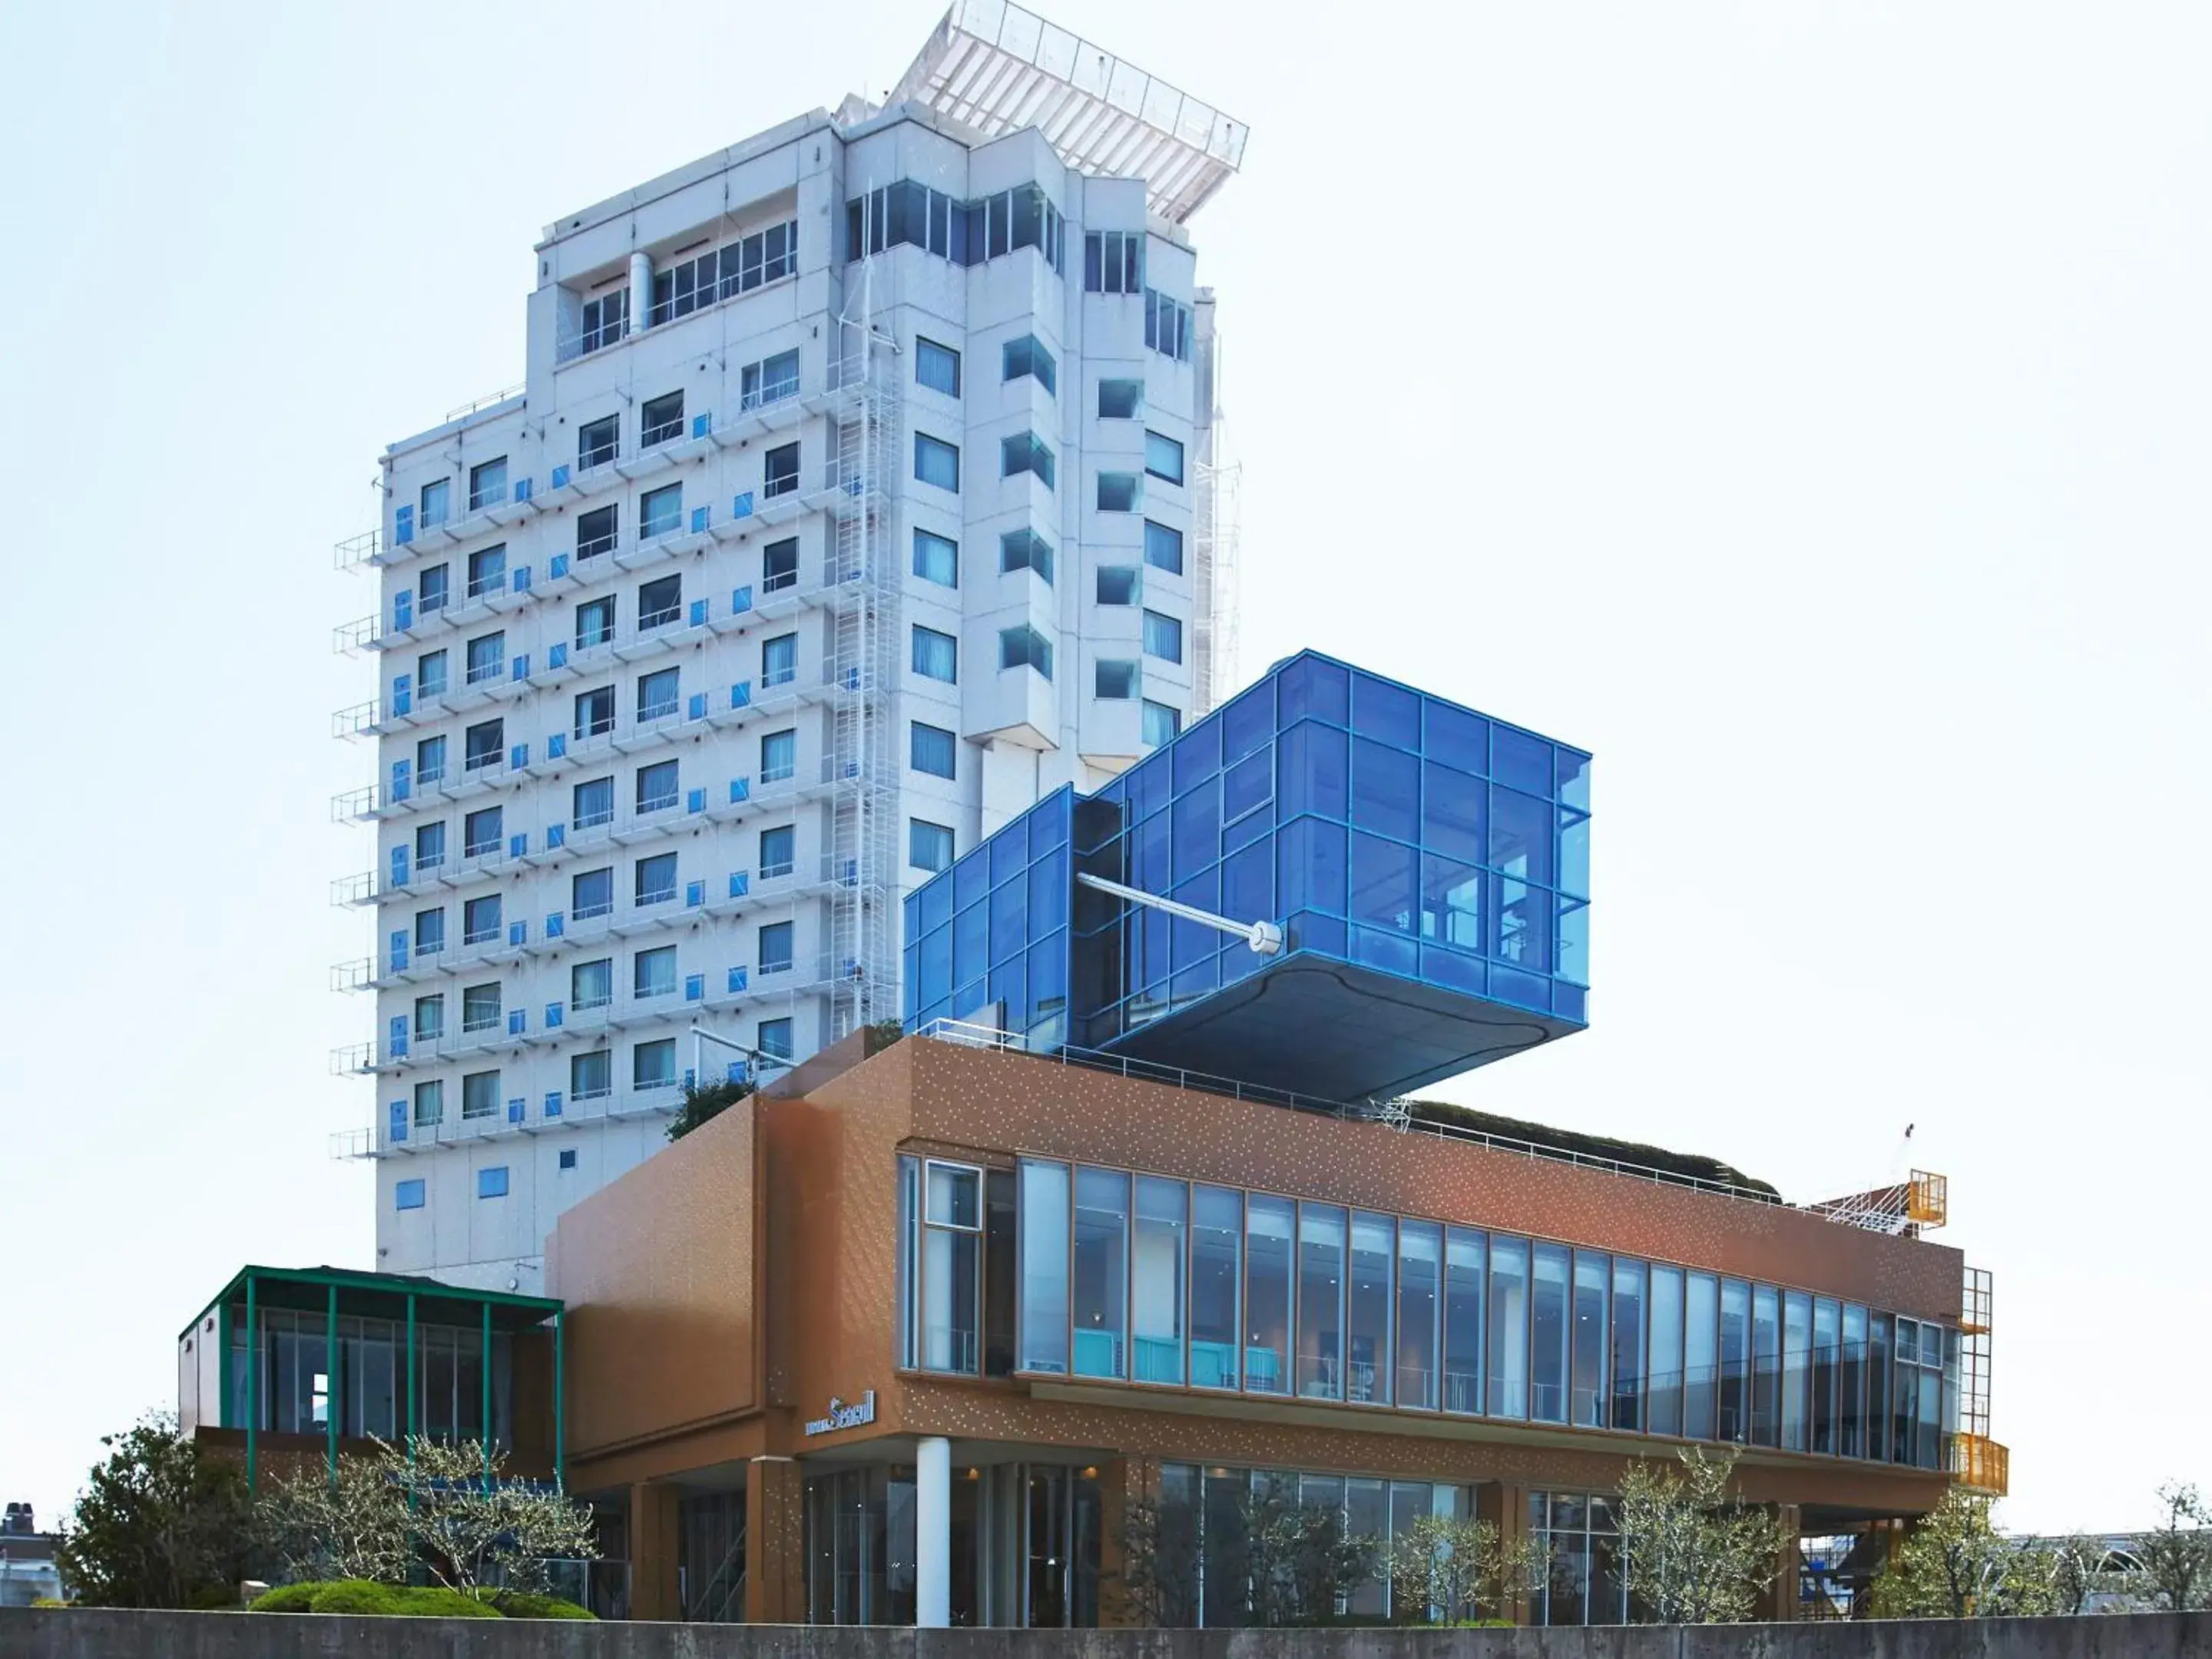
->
{"left": 628, "top": 250, "right": 653, "bottom": 333}
{"left": 628, "top": 1481, "right": 681, "bottom": 1621}
{"left": 916, "top": 1435, "right": 951, "bottom": 1628}
{"left": 1476, "top": 1479, "right": 1529, "bottom": 1624}
{"left": 744, "top": 1455, "right": 804, "bottom": 1623}
{"left": 1760, "top": 1503, "right": 1804, "bottom": 1621}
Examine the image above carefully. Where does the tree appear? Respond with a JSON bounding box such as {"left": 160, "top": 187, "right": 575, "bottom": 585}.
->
{"left": 254, "top": 1455, "right": 412, "bottom": 1587}
{"left": 55, "top": 1412, "right": 251, "bottom": 1608}
{"left": 1239, "top": 1488, "right": 1379, "bottom": 1626}
{"left": 665, "top": 1074, "right": 753, "bottom": 1141}
{"left": 1118, "top": 1488, "right": 1200, "bottom": 1626}
{"left": 1614, "top": 1446, "right": 1792, "bottom": 1624}
{"left": 2126, "top": 1482, "right": 2212, "bottom": 1612}
{"left": 1386, "top": 1511, "right": 1547, "bottom": 1624}
{"left": 1868, "top": 1488, "right": 2059, "bottom": 1618}
{"left": 385, "top": 1437, "right": 598, "bottom": 1595}
{"left": 2042, "top": 1533, "right": 2118, "bottom": 1616}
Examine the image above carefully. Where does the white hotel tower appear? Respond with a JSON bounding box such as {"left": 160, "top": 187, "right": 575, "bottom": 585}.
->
{"left": 329, "top": 1, "right": 1247, "bottom": 1290}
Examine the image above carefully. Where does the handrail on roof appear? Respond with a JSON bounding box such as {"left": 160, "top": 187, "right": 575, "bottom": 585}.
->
{"left": 912, "top": 1018, "right": 1843, "bottom": 1217}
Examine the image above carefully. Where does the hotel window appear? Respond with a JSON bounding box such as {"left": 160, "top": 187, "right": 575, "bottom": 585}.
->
{"left": 1001, "top": 432, "right": 1055, "bottom": 490}
{"left": 416, "top": 648, "right": 448, "bottom": 700}
{"left": 418, "top": 563, "right": 449, "bottom": 613}
{"left": 1142, "top": 610, "right": 1182, "bottom": 664}
{"left": 1443, "top": 1227, "right": 1485, "bottom": 1413}
{"left": 909, "top": 818, "right": 953, "bottom": 873}
{"left": 477, "top": 1166, "right": 508, "bottom": 1200}
{"left": 1084, "top": 230, "right": 1143, "bottom": 293}
{"left": 761, "top": 632, "right": 797, "bottom": 687}
{"left": 1145, "top": 429, "right": 1185, "bottom": 485}
{"left": 632, "top": 1038, "right": 676, "bottom": 1091}
{"left": 462, "top": 805, "right": 502, "bottom": 859}
{"left": 412, "top": 994, "right": 444, "bottom": 1042}
{"left": 1141, "top": 700, "right": 1181, "bottom": 747}
{"left": 761, "top": 537, "right": 799, "bottom": 592}
{"left": 757, "top": 920, "right": 793, "bottom": 975}
{"left": 460, "top": 1069, "right": 499, "bottom": 1120}
{"left": 1610, "top": 1258, "right": 1646, "bottom": 1432}
{"left": 1001, "top": 333, "right": 1056, "bottom": 395}
{"left": 1839, "top": 1302, "right": 1868, "bottom": 1458}
{"left": 1130, "top": 1177, "right": 1187, "bottom": 1385}
{"left": 740, "top": 348, "right": 800, "bottom": 410}
{"left": 1752, "top": 1284, "right": 1782, "bottom": 1446}
{"left": 641, "top": 390, "right": 684, "bottom": 448}
{"left": 1096, "top": 565, "right": 1140, "bottom": 605}
{"left": 571, "top": 866, "right": 613, "bottom": 920}
{"left": 757, "top": 1017, "right": 793, "bottom": 1061}
{"left": 916, "top": 336, "right": 961, "bottom": 397}
{"left": 911, "top": 625, "right": 957, "bottom": 684}
{"left": 571, "top": 958, "right": 612, "bottom": 1012}
{"left": 412, "top": 1079, "right": 443, "bottom": 1127}
{"left": 413, "top": 820, "right": 445, "bottom": 873}
{"left": 1096, "top": 472, "right": 1141, "bottom": 513}
{"left": 575, "top": 684, "right": 614, "bottom": 740}
{"left": 634, "top": 758, "right": 678, "bottom": 813}
{"left": 570, "top": 1048, "right": 611, "bottom": 1100}
{"left": 760, "top": 728, "right": 796, "bottom": 783}
{"left": 465, "top": 542, "right": 506, "bottom": 599}
{"left": 1098, "top": 377, "right": 1142, "bottom": 419}
{"left": 1144, "top": 519, "right": 1184, "bottom": 575}
{"left": 461, "top": 982, "right": 501, "bottom": 1034}
{"left": 1145, "top": 288, "right": 1194, "bottom": 361}
{"left": 1722, "top": 1280, "right": 1754, "bottom": 1444}
{"left": 634, "top": 852, "right": 677, "bottom": 907}
{"left": 1094, "top": 659, "right": 1137, "bottom": 700}
{"left": 395, "top": 1179, "right": 426, "bottom": 1211}
{"left": 465, "top": 631, "right": 504, "bottom": 685}
{"left": 575, "top": 596, "right": 615, "bottom": 650}
{"left": 1072, "top": 1167, "right": 1131, "bottom": 1379}
{"left": 578, "top": 412, "right": 619, "bottom": 469}
{"left": 1187, "top": 1186, "right": 1240, "bottom": 1390}
{"left": 1296, "top": 1202, "right": 1346, "bottom": 1400}
{"left": 914, "top": 433, "right": 959, "bottom": 492}
{"left": 1530, "top": 1241, "right": 1570, "bottom": 1423}
{"left": 633, "top": 945, "right": 677, "bottom": 1000}
{"left": 412, "top": 907, "right": 445, "bottom": 957}
{"left": 896, "top": 1157, "right": 982, "bottom": 1374}
{"left": 1346, "top": 1212, "right": 1393, "bottom": 1404}
{"left": 763, "top": 442, "right": 799, "bottom": 498}
{"left": 464, "top": 717, "right": 503, "bottom": 773}
{"left": 998, "top": 625, "right": 1053, "bottom": 680}
{"left": 1647, "top": 1263, "right": 1684, "bottom": 1435}
{"left": 638, "top": 485, "right": 683, "bottom": 542}
{"left": 1243, "top": 1194, "right": 1293, "bottom": 1396}
{"left": 1488, "top": 1234, "right": 1529, "bottom": 1419}
{"left": 576, "top": 504, "right": 617, "bottom": 560}
{"left": 578, "top": 287, "right": 627, "bottom": 357}
{"left": 1811, "top": 1296, "right": 1842, "bottom": 1455}
{"left": 758, "top": 824, "right": 795, "bottom": 879}
{"left": 912, "top": 528, "right": 957, "bottom": 588}
{"left": 638, "top": 573, "right": 684, "bottom": 630}
{"left": 1782, "top": 1290, "right": 1813, "bottom": 1453}
{"left": 999, "top": 528, "right": 1053, "bottom": 584}
{"left": 1685, "top": 1270, "right": 1721, "bottom": 1440}
{"left": 419, "top": 478, "right": 450, "bottom": 528}
{"left": 1018, "top": 1160, "right": 1072, "bottom": 1374}
{"left": 910, "top": 721, "right": 955, "bottom": 779}
{"left": 462, "top": 894, "right": 502, "bottom": 947}
{"left": 1396, "top": 1220, "right": 1441, "bottom": 1411}
{"left": 467, "top": 456, "right": 507, "bottom": 512}
{"left": 559, "top": 1148, "right": 578, "bottom": 1171}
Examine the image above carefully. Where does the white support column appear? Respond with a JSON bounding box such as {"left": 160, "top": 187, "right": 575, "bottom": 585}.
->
{"left": 915, "top": 1435, "right": 951, "bottom": 1628}
{"left": 628, "top": 250, "right": 653, "bottom": 333}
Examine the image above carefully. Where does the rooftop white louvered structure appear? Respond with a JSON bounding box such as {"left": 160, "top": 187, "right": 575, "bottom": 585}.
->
{"left": 888, "top": 0, "right": 1248, "bottom": 223}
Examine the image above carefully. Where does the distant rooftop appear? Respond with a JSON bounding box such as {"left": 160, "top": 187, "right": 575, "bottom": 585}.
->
{"left": 886, "top": 0, "right": 1247, "bottom": 223}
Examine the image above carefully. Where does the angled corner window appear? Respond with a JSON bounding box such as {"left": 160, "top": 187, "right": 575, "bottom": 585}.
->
{"left": 998, "top": 528, "right": 1054, "bottom": 585}
{"left": 999, "top": 432, "right": 1055, "bottom": 491}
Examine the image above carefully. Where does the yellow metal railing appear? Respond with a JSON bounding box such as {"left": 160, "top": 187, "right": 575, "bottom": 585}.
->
{"left": 1908, "top": 1171, "right": 1949, "bottom": 1227}
{"left": 1952, "top": 1433, "right": 2009, "bottom": 1496}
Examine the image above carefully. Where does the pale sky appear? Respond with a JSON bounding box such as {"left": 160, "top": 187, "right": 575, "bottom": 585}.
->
{"left": 1, "top": 1, "right": 2204, "bottom": 1538}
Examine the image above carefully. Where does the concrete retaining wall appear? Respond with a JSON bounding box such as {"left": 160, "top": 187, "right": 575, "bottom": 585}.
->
{"left": 1, "top": 1612, "right": 2206, "bottom": 1659}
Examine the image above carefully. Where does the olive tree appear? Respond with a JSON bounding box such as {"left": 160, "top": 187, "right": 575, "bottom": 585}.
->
{"left": 1614, "top": 1446, "right": 1793, "bottom": 1623}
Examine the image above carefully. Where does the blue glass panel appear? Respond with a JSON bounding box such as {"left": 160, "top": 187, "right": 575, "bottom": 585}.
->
{"left": 1493, "top": 877, "right": 1553, "bottom": 972}
{"left": 1424, "top": 763, "right": 1487, "bottom": 866}
{"left": 1028, "top": 846, "right": 1068, "bottom": 932}
{"left": 1028, "top": 930, "right": 1068, "bottom": 1022}
{"left": 920, "top": 872, "right": 954, "bottom": 935}
{"left": 1425, "top": 700, "right": 1489, "bottom": 775}
{"left": 953, "top": 849, "right": 990, "bottom": 912}
{"left": 919, "top": 923, "right": 953, "bottom": 1008}
{"left": 989, "top": 877, "right": 1028, "bottom": 964}
{"left": 989, "top": 955, "right": 1027, "bottom": 1025}
{"left": 1171, "top": 714, "right": 1221, "bottom": 795}
{"left": 1421, "top": 853, "right": 1485, "bottom": 952}
{"left": 1171, "top": 867, "right": 1219, "bottom": 970}
{"left": 953, "top": 976, "right": 989, "bottom": 1018}
{"left": 1492, "top": 964, "right": 1551, "bottom": 1012}
{"left": 1277, "top": 720, "right": 1348, "bottom": 824}
{"left": 1222, "top": 836, "right": 1273, "bottom": 924}
{"left": 1492, "top": 726, "right": 1551, "bottom": 796}
{"left": 1560, "top": 811, "right": 1590, "bottom": 899}
{"left": 1132, "top": 806, "right": 1171, "bottom": 895}
{"left": 1224, "top": 802, "right": 1273, "bottom": 854}
{"left": 1127, "top": 750, "right": 1170, "bottom": 820}
{"left": 1221, "top": 937, "right": 1265, "bottom": 986}
{"left": 1171, "top": 777, "right": 1220, "bottom": 876}
{"left": 1220, "top": 679, "right": 1273, "bottom": 762}
{"left": 1171, "top": 950, "right": 1220, "bottom": 1006}
{"left": 1349, "top": 832, "right": 1418, "bottom": 933}
{"left": 1276, "top": 654, "right": 1348, "bottom": 728}
{"left": 991, "top": 819, "right": 1027, "bottom": 889}
{"left": 1352, "top": 672, "right": 1420, "bottom": 747}
{"left": 1351, "top": 739, "right": 1419, "bottom": 843}
{"left": 953, "top": 900, "right": 989, "bottom": 985}
{"left": 1553, "top": 983, "right": 1587, "bottom": 1023}
{"left": 1558, "top": 898, "right": 1590, "bottom": 986}
{"left": 1031, "top": 791, "right": 1070, "bottom": 853}
{"left": 903, "top": 892, "right": 922, "bottom": 941}
{"left": 1223, "top": 747, "right": 1271, "bottom": 823}
{"left": 1556, "top": 747, "right": 1592, "bottom": 810}
{"left": 1353, "top": 925, "right": 1418, "bottom": 977}
{"left": 1422, "top": 943, "right": 1487, "bottom": 997}
{"left": 1490, "top": 786, "right": 1555, "bottom": 884}
{"left": 1277, "top": 816, "right": 1346, "bottom": 916}
{"left": 1287, "top": 909, "right": 1347, "bottom": 957}
{"left": 904, "top": 948, "right": 919, "bottom": 1021}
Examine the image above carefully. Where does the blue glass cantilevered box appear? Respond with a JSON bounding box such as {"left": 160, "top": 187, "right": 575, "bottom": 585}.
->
{"left": 902, "top": 651, "right": 1590, "bottom": 1101}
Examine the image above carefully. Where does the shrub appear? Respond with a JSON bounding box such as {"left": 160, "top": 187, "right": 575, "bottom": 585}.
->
{"left": 489, "top": 1590, "right": 597, "bottom": 1619}
{"left": 306, "top": 1580, "right": 404, "bottom": 1616}
{"left": 248, "top": 1582, "right": 323, "bottom": 1613}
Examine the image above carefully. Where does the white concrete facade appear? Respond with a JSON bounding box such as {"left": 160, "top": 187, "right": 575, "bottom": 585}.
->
{"left": 332, "top": 91, "right": 1232, "bottom": 1290}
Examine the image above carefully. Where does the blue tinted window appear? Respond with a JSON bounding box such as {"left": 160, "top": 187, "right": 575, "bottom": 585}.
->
{"left": 912, "top": 625, "right": 957, "bottom": 683}
{"left": 1492, "top": 726, "right": 1551, "bottom": 796}
{"left": 1353, "top": 672, "right": 1421, "bottom": 747}
{"left": 1421, "top": 854, "right": 1484, "bottom": 950}
{"left": 1494, "top": 878, "right": 1552, "bottom": 972}
{"left": 914, "top": 433, "right": 960, "bottom": 492}
{"left": 1223, "top": 748, "right": 1271, "bottom": 823}
{"left": 991, "top": 819, "right": 1028, "bottom": 889}
{"left": 920, "top": 871, "right": 953, "bottom": 933}
{"left": 1278, "top": 720, "right": 1349, "bottom": 824}
{"left": 1032, "top": 791, "right": 1069, "bottom": 854}
{"left": 1142, "top": 610, "right": 1182, "bottom": 663}
{"left": 1222, "top": 836, "right": 1272, "bottom": 922}
{"left": 1560, "top": 812, "right": 1590, "bottom": 897}
{"left": 910, "top": 721, "right": 956, "bottom": 778}
{"left": 912, "top": 529, "right": 958, "bottom": 587}
{"left": 1351, "top": 833, "right": 1418, "bottom": 933}
{"left": 953, "top": 901, "right": 988, "bottom": 985}
{"left": 919, "top": 920, "right": 952, "bottom": 1006}
{"left": 1028, "top": 846, "right": 1069, "bottom": 932}
{"left": 1096, "top": 565, "right": 1140, "bottom": 604}
{"left": 1144, "top": 519, "right": 1183, "bottom": 574}
{"left": 1277, "top": 654, "right": 1349, "bottom": 728}
{"left": 1144, "top": 430, "right": 1184, "bottom": 485}
{"left": 1352, "top": 739, "right": 1419, "bottom": 842}
{"left": 1424, "top": 763, "right": 1486, "bottom": 866}
{"left": 395, "top": 1179, "right": 426, "bottom": 1211}
{"left": 1490, "top": 787, "right": 1555, "bottom": 885}
{"left": 1172, "top": 778, "right": 1220, "bottom": 873}
{"left": 953, "top": 850, "right": 991, "bottom": 912}
{"left": 1171, "top": 714, "right": 1221, "bottom": 795}
{"left": 989, "top": 879, "right": 1027, "bottom": 960}
{"left": 916, "top": 336, "right": 961, "bottom": 396}
{"left": 1002, "top": 333, "right": 1057, "bottom": 394}
{"left": 1557, "top": 748, "right": 1592, "bottom": 810}
{"left": 1277, "top": 816, "right": 1346, "bottom": 916}
{"left": 478, "top": 1166, "right": 510, "bottom": 1199}
{"left": 1141, "top": 700, "right": 1181, "bottom": 748}
{"left": 1221, "top": 681, "right": 1273, "bottom": 761}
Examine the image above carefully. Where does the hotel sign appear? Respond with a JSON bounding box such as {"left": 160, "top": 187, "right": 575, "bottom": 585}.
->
{"left": 804, "top": 1391, "right": 876, "bottom": 1436}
